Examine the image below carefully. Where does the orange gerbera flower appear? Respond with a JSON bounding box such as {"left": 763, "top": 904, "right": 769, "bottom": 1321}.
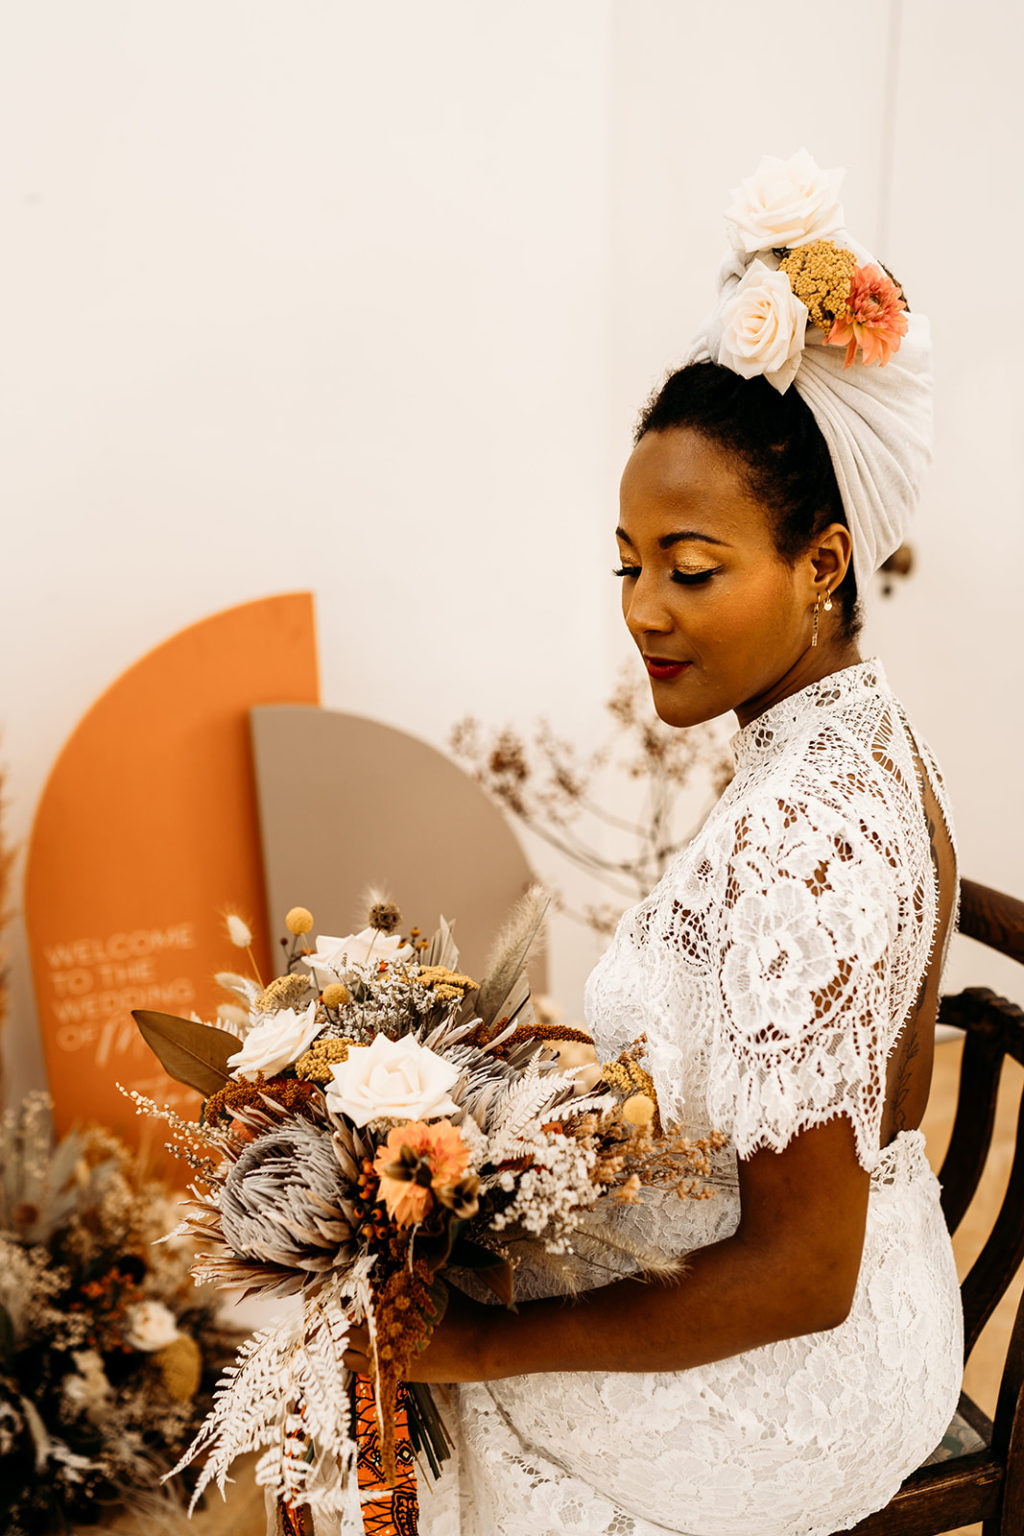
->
{"left": 825, "top": 262, "right": 908, "bottom": 368}
{"left": 372, "top": 1119, "right": 470, "bottom": 1227}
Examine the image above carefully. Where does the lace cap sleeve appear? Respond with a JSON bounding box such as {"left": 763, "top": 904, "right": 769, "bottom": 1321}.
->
{"left": 706, "top": 791, "right": 900, "bottom": 1170}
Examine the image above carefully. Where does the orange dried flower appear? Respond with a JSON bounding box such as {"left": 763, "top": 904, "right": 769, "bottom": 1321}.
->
{"left": 372, "top": 1119, "right": 470, "bottom": 1226}
{"left": 825, "top": 262, "right": 908, "bottom": 368}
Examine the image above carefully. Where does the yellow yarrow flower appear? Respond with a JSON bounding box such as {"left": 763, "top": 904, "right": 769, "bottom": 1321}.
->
{"left": 295, "top": 1037, "right": 356, "bottom": 1084}
{"left": 778, "top": 240, "right": 857, "bottom": 334}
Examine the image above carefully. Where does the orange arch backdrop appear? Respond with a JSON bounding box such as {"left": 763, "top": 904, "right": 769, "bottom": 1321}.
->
{"left": 24, "top": 594, "right": 319, "bottom": 1159}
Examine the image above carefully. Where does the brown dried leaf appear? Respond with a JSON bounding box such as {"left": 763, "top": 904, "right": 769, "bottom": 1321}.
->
{"left": 132, "top": 1009, "right": 242, "bottom": 1094}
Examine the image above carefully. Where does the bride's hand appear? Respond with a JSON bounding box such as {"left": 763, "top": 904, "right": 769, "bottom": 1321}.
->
{"left": 406, "top": 1288, "right": 491, "bottom": 1383}
{"left": 341, "top": 1290, "right": 492, "bottom": 1382}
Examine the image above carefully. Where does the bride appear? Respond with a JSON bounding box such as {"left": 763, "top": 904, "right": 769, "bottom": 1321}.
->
{"left": 347, "top": 152, "right": 963, "bottom": 1536}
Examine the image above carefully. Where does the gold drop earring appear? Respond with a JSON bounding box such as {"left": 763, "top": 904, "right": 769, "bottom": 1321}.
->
{"left": 812, "top": 587, "right": 833, "bottom": 648}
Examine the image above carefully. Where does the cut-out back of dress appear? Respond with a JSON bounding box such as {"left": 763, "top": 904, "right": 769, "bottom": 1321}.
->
{"left": 877, "top": 706, "right": 958, "bottom": 1147}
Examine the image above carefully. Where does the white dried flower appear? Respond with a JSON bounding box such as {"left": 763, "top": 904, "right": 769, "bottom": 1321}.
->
{"left": 62, "top": 1349, "right": 113, "bottom": 1423}
{"left": 305, "top": 928, "right": 415, "bottom": 986}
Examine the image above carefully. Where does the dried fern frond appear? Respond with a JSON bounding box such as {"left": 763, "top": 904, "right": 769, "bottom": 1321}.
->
{"left": 172, "top": 1261, "right": 375, "bottom": 1521}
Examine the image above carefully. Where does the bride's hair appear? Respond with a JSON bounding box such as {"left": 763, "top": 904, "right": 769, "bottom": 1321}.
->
{"left": 635, "top": 361, "right": 861, "bottom": 640}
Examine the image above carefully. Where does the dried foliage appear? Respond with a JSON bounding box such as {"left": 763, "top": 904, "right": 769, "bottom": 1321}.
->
{"left": 0, "top": 1095, "right": 233, "bottom": 1535}
{"left": 450, "top": 671, "right": 733, "bottom": 934}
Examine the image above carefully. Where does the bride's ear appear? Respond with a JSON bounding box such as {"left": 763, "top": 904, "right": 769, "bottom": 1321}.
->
{"left": 806, "top": 523, "right": 853, "bottom": 596}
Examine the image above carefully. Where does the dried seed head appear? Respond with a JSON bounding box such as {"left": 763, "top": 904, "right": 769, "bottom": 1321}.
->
{"left": 368, "top": 901, "right": 402, "bottom": 934}
{"left": 285, "top": 906, "right": 314, "bottom": 935}
{"left": 321, "top": 983, "right": 351, "bottom": 1010}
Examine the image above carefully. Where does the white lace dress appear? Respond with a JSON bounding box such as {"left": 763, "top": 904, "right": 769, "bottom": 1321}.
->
{"left": 421, "top": 660, "right": 963, "bottom": 1536}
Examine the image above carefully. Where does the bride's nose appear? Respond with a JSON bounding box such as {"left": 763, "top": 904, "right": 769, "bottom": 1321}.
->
{"left": 623, "top": 572, "right": 674, "bottom": 637}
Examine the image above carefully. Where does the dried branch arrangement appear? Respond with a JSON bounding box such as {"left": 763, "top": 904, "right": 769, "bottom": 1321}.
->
{"left": 450, "top": 671, "right": 733, "bottom": 935}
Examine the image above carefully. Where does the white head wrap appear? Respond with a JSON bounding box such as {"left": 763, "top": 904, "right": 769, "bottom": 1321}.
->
{"left": 684, "top": 151, "right": 933, "bottom": 595}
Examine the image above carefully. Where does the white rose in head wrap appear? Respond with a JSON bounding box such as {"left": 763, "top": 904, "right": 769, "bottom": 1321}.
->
{"left": 719, "top": 261, "right": 808, "bottom": 393}
{"left": 725, "top": 148, "right": 845, "bottom": 254}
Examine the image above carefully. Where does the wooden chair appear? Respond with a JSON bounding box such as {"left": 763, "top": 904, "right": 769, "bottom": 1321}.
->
{"left": 839, "top": 878, "right": 1024, "bottom": 1536}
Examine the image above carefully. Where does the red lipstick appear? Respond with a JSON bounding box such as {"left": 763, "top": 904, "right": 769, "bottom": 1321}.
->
{"left": 643, "top": 656, "right": 692, "bottom": 681}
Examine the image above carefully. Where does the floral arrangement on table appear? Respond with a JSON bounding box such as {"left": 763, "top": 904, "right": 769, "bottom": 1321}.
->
{"left": 0, "top": 1095, "right": 232, "bottom": 1536}
{"left": 450, "top": 671, "right": 733, "bottom": 938}
{"left": 128, "top": 895, "right": 723, "bottom": 1535}
{"left": 712, "top": 147, "right": 910, "bottom": 394}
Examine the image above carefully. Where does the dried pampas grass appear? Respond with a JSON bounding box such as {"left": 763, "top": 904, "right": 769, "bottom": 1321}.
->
{"left": 475, "top": 884, "right": 549, "bottom": 1028}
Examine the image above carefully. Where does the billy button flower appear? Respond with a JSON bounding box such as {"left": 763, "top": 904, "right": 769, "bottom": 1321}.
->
{"left": 281, "top": 904, "right": 316, "bottom": 971}
{"left": 286, "top": 906, "right": 314, "bottom": 936}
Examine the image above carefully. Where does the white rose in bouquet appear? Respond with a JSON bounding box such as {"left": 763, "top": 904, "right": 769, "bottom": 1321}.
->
{"left": 124, "top": 1299, "right": 180, "bottom": 1352}
{"left": 306, "top": 928, "right": 416, "bottom": 988}
{"left": 324, "top": 1032, "right": 460, "bottom": 1127}
{"left": 227, "top": 999, "right": 322, "bottom": 1080}
{"left": 718, "top": 261, "right": 808, "bottom": 392}
{"left": 724, "top": 148, "right": 845, "bottom": 254}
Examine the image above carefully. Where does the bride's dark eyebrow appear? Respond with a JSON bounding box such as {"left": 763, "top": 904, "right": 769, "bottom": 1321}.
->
{"left": 615, "top": 526, "right": 730, "bottom": 549}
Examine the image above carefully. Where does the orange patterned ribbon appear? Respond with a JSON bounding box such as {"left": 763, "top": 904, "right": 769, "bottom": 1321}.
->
{"left": 275, "top": 1375, "right": 419, "bottom": 1536}
{"left": 277, "top": 1499, "right": 313, "bottom": 1536}
{"left": 355, "top": 1373, "right": 420, "bottom": 1536}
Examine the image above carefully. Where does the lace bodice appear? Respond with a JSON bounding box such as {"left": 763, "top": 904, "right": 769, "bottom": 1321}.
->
{"left": 587, "top": 657, "right": 955, "bottom": 1172}
{"left": 422, "top": 660, "right": 963, "bottom": 1536}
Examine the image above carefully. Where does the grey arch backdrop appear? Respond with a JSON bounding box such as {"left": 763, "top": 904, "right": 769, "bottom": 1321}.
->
{"left": 250, "top": 705, "right": 547, "bottom": 992}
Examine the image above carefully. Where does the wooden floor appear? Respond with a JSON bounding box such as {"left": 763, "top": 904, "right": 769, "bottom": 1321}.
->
{"left": 85, "top": 1036, "right": 1021, "bottom": 1536}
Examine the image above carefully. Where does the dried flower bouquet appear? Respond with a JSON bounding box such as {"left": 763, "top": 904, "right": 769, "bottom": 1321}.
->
{"left": 129, "top": 894, "right": 722, "bottom": 1535}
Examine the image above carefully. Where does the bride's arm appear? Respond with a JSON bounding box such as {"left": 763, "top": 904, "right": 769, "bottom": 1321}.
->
{"left": 397, "top": 1113, "right": 870, "bottom": 1382}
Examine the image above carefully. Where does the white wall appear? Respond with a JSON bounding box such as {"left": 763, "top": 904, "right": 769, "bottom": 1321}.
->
{"left": 3, "top": 0, "right": 1022, "bottom": 1104}
{"left": 602, "top": 0, "right": 1024, "bottom": 1002}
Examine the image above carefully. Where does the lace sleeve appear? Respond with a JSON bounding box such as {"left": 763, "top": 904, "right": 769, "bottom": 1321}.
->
{"left": 706, "top": 791, "right": 901, "bottom": 1170}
